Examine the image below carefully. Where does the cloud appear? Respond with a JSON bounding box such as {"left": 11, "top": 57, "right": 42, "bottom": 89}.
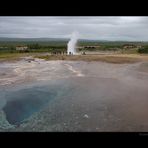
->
{"left": 0, "top": 16, "right": 148, "bottom": 41}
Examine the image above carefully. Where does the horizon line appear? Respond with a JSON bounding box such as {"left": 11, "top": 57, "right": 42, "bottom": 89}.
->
{"left": 0, "top": 37, "right": 147, "bottom": 42}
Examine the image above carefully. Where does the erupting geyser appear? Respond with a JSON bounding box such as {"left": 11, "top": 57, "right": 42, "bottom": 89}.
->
{"left": 67, "top": 32, "right": 79, "bottom": 55}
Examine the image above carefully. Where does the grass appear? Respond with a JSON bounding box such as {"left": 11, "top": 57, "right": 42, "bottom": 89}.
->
{"left": 1, "top": 52, "right": 148, "bottom": 64}
{"left": 0, "top": 52, "right": 39, "bottom": 61}
{"left": 122, "top": 48, "right": 138, "bottom": 54}
{"left": 35, "top": 54, "right": 143, "bottom": 64}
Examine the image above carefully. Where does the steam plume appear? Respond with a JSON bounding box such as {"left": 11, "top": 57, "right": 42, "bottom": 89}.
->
{"left": 67, "top": 32, "right": 79, "bottom": 55}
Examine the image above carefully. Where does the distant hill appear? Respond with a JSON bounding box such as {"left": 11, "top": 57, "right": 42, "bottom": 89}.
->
{"left": 0, "top": 37, "right": 148, "bottom": 42}
{"left": 0, "top": 37, "right": 148, "bottom": 47}
{"left": 0, "top": 37, "right": 70, "bottom": 42}
{"left": 0, "top": 37, "right": 110, "bottom": 42}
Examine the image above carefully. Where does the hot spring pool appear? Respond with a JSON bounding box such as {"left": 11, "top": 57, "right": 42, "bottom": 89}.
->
{"left": 0, "top": 79, "right": 71, "bottom": 126}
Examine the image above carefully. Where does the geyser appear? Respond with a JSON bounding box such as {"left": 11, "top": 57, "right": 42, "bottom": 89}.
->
{"left": 67, "top": 32, "right": 79, "bottom": 55}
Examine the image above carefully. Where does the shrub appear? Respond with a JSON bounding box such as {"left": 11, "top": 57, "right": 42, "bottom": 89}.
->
{"left": 138, "top": 47, "right": 148, "bottom": 53}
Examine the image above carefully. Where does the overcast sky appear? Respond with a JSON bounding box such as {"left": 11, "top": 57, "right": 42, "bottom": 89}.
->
{"left": 0, "top": 16, "right": 148, "bottom": 41}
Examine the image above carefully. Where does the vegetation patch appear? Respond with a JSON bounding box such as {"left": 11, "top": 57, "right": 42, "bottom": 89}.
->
{"left": 0, "top": 53, "right": 37, "bottom": 62}
{"left": 35, "top": 55, "right": 141, "bottom": 64}
{"left": 138, "top": 46, "right": 148, "bottom": 53}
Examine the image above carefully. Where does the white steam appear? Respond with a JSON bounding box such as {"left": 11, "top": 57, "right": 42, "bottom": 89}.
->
{"left": 67, "top": 32, "right": 79, "bottom": 55}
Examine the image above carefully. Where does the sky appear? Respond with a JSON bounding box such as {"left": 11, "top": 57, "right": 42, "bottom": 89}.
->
{"left": 0, "top": 16, "right": 148, "bottom": 41}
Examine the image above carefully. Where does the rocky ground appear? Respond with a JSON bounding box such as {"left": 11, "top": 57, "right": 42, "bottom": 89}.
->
{"left": 0, "top": 57, "right": 148, "bottom": 131}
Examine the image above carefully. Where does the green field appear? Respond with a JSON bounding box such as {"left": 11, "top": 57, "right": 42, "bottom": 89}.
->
{"left": 0, "top": 38, "right": 148, "bottom": 61}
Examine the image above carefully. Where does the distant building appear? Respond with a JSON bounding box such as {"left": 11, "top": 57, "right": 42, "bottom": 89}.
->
{"left": 16, "top": 46, "right": 28, "bottom": 52}
{"left": 76, "top": 46, "right": 100, "bottom": 50}
{"left": 137, "top": 45, "right": 142, "bottom": 48}
{"left": 84, "top": 46, "right": 100, "bottom": 49}
{"left": 123, "top": 44, "right": 136, "bottom": 49}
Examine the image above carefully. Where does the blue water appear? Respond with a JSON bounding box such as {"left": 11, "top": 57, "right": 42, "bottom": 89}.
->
{"left": 1, "top": 82, "right": 64, "bottom": 125}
